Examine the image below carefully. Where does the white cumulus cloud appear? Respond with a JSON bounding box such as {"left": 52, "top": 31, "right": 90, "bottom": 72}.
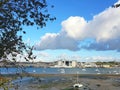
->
{"left": 35, "top": 32, "right": 79, "bottom": 51}
{"left": 34, "top": 1, "right": 120, "bottom": 52}
{"left": 61, "top": 16, "right": 87, "bottom": 40}
{"left": 85, "top": 7, "right": 120, "bottom": 42}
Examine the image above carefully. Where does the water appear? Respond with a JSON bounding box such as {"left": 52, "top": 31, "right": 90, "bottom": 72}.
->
{"left": 0, "top": 67, "right": 120, "bottom": 90}
{"left": 0, "top": 67, "right": 120, "bottom": 74}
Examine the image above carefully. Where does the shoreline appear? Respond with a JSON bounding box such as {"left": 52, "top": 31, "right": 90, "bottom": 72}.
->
{"left": 2, "top": 73, "right": 120, "bottom": 77}
{"left": 1, "top": 74, "right": 120, "bottom": 90}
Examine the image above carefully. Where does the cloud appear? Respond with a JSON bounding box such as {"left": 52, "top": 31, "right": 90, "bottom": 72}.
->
{"left": 115, "top": 0, "right": 120, "bottom": 5}
{"left": 25, "top": 38, "right": 31, "bottom": 44}
{"left": 82, "top": 6, "right": 120, "bottom": 51}
{"left": 56, "top": 53, "right": 81, "bottom": 61}
{"left": 35, "top": 16, "right": 86, "bottom": 51}
{"left": 35, "top": 32, "right": 79, "bottom": 51}
{"left": 83, "top": 56, "right": 120, "bottom": 62}
{"left": 82, "top": 39, "right": 120, "bottom": 51}
{"left": 85, "top": 7, "right": 120, "bottom": 42}
{"left": 61, "top": 16, "right": 87, "bottom": 40}
{"left": 34, "top": 1, "right": 120, "bottom": 51}
{"left": 38, "top": 52, "right": 50, "bottom": 57}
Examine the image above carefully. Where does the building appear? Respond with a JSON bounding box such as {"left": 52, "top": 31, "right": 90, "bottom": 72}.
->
{"left": 102, "top": 65, "right": 110, "bottom": 68}
{"left": 54, "top": 60, "right": 77, "bottom": 68}
{"left": 81, "top": 62, "right": 97, "bottom": 68}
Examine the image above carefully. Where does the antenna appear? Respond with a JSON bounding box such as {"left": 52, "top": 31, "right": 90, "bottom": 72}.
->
{"left": 76, "top": 71, "right": 79, "bottom": 83}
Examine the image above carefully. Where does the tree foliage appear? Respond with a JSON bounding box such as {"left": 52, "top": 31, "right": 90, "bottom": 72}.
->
{"left": 112, "top": 3, "right": 120, "bottom": 8}
{"left": 95, "top": 61, "right": 120, "bottom": 67}
{"left": 0, "top": 0, "right": 56, "bottom": 61}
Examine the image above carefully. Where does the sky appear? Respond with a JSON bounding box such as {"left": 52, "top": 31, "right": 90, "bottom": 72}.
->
{"left": 20, "top": 0, "right": 120, "bottom": 62}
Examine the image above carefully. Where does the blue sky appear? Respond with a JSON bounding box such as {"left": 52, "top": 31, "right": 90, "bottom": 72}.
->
{"left": 21, "top": 0, "right": 120, "bottom": 62}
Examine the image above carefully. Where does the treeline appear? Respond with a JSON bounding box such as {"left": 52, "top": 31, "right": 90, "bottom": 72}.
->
{"left": 95, "top": 61, "right": 120, "bottom": 67}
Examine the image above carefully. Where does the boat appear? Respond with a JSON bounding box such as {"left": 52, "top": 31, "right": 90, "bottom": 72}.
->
{"left": 60, "top": 68, "right": 65, "bottom": 74}
{"left": 82, "top": 68, "right": 86, "bottom": 71}
{"left": 97, "top": 72, "right": 101, "bottom": 74}
{"left": 33, "top": 70, "right": 36, "bottom": 73}
{"left": 73, "top": 72, "right": 83, "bottom": 88}
{"left": 95, "top": 68, "right": 99, "bottom": 72}
{"left": 95, "top": 66, "right": 101, "bottom": 74}
{"left": 73, "top": 83, "right": 83, "bottom": 88}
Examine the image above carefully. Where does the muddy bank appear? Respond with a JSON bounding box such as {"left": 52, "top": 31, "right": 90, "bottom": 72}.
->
{"left": 0, "top": 74, "right": 120, "bottom": 90}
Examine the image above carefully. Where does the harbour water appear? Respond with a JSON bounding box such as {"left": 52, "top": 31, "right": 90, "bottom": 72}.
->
{"left": 0, "top": 67, "right": 120, "bottom": 74}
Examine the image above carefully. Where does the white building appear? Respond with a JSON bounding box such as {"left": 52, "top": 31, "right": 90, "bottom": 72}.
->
{"left": 81, "top": 62, "right": 96, "bottom": 68}
{"left": 54, "top": 60, "right": 77, "bottom": 68}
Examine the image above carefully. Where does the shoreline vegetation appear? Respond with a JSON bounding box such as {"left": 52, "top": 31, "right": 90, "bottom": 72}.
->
{"left": 0, "top": 61, "right": 120, "bottom": 68}
{"left": 0, "top": 74, "right": 120, "bottom": 90}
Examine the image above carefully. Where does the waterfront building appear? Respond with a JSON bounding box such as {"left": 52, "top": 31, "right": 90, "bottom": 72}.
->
{"left": 81, "top": 62, "right": 97, "bottom": 68}
{"left": 54, "top": 60, "right": 77, "bottom": 68}
{"left": 102, "top": 65, "right": 110, "bottom": 68}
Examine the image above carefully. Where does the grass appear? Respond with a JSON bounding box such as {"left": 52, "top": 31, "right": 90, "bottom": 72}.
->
{"left": 0, "top": 76, "right": 9, "bottom": 86}
{"left": 0, "top": 76, "right": 11, "bottom": 90}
